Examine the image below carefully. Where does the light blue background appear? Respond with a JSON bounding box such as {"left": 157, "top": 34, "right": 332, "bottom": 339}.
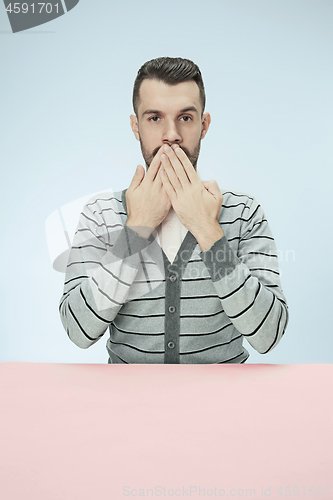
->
{"left": 1, "top": 0, "right": 332, "bottom": 364}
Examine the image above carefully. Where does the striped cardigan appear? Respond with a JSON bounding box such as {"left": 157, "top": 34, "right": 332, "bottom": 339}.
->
{"left": 59, "top": 187, "right": 289, "bottom": 363}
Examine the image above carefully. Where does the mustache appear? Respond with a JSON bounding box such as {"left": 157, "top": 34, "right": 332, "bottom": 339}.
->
{"left": 152, "top": 145, "right": 191, "bottom": 158}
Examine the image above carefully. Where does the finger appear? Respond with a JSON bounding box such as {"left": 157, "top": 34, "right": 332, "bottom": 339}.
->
{"left": 144, "top": 146, "right": 165, "bottom": 183}
{"left": 163, "top": 144, "right": 190, "bottom": 187}
{"left": 161, "top": 153, "right": 182, "bottom": 192}
{"left": 171, "top": 145, "right": 197, "bottom": 184}
{"left": 159, "top": 168, "right": 176, "bottom": 201}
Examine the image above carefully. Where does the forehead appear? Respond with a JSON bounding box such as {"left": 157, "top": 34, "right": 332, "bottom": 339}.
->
{"left": 138, "top": 79, "right": 201, "bottom": 115}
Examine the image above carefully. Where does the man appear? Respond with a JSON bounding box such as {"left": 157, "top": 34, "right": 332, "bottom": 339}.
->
{"left": 59, "top": 57, "right": 289, "bottom": 364}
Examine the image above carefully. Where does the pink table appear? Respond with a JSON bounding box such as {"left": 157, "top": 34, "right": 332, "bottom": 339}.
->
{"left": 0, "top": 363, "right": 332, "bottom": 499}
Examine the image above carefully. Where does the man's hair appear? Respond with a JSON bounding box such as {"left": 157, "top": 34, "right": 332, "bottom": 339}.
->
{"left": 132, "top": 56, "right": 206, "bottom": 117}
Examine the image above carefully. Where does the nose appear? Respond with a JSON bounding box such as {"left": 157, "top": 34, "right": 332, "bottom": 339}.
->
{"left": 161, "top": 119, "right": 182, "bottom": 145}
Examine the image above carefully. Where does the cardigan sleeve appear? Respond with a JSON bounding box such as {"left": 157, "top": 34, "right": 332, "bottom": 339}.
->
{"left": 59, "top": 199, "right": 164, "bottom": 349}
{"left": 199, "top": 196, "right": 289, "bottom": 354}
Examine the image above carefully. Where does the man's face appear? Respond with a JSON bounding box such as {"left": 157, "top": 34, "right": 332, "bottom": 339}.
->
{"left": 130, "top": 79, "right": 211, "bottom": 170}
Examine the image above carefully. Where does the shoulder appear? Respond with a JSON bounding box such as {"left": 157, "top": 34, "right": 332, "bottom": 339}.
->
{"left": 220, "top": 188, "right": 255, "bottom": 208}
{"left": 83, "top": 189, "right": 124, "bottom": 211}
{"left": 218, "top": 188, "right": 265, "bottom": 227}
{"left": 81, "top": 189, "right": 126, "bottom": 219}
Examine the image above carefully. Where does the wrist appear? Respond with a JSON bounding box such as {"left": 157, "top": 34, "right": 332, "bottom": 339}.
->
{"left": 195, "top": 223, "right": 224, "bottom": 253}
{"left": 126, "top": 219, "right": 155, "bottom": 239}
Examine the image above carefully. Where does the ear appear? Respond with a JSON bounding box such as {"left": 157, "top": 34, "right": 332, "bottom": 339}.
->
{"left": 130, "top": 114, "right": 140, "bottom": 141}
{"left": 200, "top": 112, "right": 211, "bottom": 140}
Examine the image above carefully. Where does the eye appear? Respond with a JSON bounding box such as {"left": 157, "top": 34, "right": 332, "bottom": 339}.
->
{"left": 180, "top": 115, "right": 192, "bottom": 122}
{"left": 148, "top": 116, "right": 160, "bottom": 122}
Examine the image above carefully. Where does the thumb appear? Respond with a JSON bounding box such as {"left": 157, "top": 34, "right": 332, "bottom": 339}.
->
{"left": 129, "top": 164, "right": 145, "bottom": 189}
{"left": 202, "top": 180, "right": 220, "bottom": 197}
{"left": 202, "top": 180, "right": 212, "bottom": 193}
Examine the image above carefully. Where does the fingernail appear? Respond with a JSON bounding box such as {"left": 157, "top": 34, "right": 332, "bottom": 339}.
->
{"left": 171, "top": 144, "right": 177, "bottom": 150}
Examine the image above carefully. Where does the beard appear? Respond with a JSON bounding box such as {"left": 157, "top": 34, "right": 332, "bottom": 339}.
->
{"left": 139, "top": 135, "right": 201, "bottom": 171}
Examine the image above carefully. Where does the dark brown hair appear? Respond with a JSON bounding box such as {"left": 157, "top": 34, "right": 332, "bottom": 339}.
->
{"left": 132, "top": 57, "right": 206, "bottom": 117}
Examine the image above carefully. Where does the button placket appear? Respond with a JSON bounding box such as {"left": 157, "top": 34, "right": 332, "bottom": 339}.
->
{"left": 164, "top": 260, "right": 180, "bottom": 363}
{"left": 162, "top": 230, "right": 198, "bottom": 364}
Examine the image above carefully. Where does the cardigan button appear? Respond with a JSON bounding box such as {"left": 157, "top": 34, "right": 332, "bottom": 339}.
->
{"left": 168, "top": 306, "right": 176, "bottom": 313}
{"left": 168, "top": 341, "right": 175, "bottom": 349}
{"left": 169, "top": 275, "right": 177, "bottom": 282}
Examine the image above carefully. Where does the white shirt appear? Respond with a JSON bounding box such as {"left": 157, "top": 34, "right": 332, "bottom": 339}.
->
{"left": 155, "top": 207, "right": 188, "bottom": 264}
{"left": 155, "top": 170, "right": 201, "bottom": 264}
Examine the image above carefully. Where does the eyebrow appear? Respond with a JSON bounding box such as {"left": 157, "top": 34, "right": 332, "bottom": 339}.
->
{"left": 142, "top": 106, "right": 199, "bottom": 117}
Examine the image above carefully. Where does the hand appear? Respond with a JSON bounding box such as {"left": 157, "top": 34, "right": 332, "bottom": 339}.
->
{"left": 201, "top": 180, "right": 224, "bottom": 221}
{"left": 159, "top": 144, "right": 223, "bottom": 239}
{"left": 126, "top": 146, "right": 171, "bottom": 238}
